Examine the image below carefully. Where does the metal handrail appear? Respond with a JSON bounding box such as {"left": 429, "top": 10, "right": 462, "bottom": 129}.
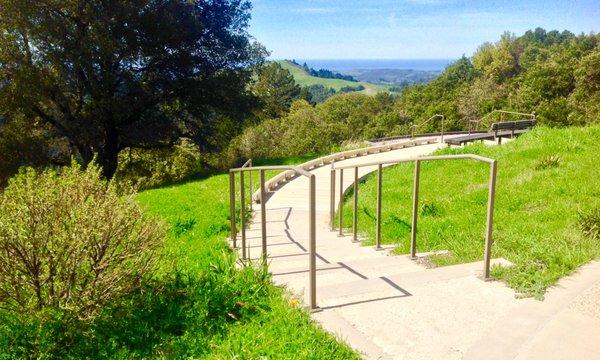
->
{"left": 229, "top": 165, "right": 318, "bottom": 310}
{"left": 411, "top": 114, "right": 445, "bottom": 142}
{"left": 469, "top": 110, "right": 535, "bottom": 134}
{"left": 253, "top": 138, "right": 437, "bottom": 203}
{"left": 331, "top": 154, "right": 497, "bottom": 280}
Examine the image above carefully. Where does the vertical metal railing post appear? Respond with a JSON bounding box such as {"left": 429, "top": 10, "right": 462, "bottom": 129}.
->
{"left": 309, "top": 174, "right": 317, "bottom": 310}
{"left": 240, "top": 171, "right": 246, "bottom": 259}
{"left": 440, "top": 115, "right": 445, "bottom": 143}
{"left": 410, "top": 160, "right": 421, "bottom": 259}
{"left": 338, "top": 168, "right": 344, "bottom": 236}
{"left": 229, "top": 172, "right": 237, "bottom": 248}
{"left": 352, "top": 167, "right": 359, "bottom": 242}
{"left": 330, "top": 166, "right": 335, "bottom": 230}
{"left": 249, "top": 160, "right": 253, "bottom": 211}
{"left": 260, "top": 169, "right": 267, "bottom": 262}
{"left": 375, "top": 164, "right": 383, "bottom": 249}
{"left": 483, "top": 161, "right": 497, "bottom": 280}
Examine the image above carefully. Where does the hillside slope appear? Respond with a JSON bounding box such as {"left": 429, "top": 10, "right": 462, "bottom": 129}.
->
{"left": 277, "top": 60, "right": 386, "bottom": 95}
{"left": 338, "top": 126, "right": 600, "bottom": 297}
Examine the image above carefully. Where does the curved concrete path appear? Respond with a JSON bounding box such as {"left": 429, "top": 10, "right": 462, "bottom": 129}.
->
{"left": 234, "top": 137, "right": 600, "bottom": 359}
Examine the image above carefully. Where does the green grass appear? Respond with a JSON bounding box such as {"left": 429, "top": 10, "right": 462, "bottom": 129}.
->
{"left": 0, "top": 154, "right": 358, "bottom": 359}
{"left": 337, "top": 126, "right": 600, "bottom": 298}
{"left": 278, "top": 60, "right": 387, "bottom": 95}
{"left": 133, "top": 162, "right": 358, "bottom": 358}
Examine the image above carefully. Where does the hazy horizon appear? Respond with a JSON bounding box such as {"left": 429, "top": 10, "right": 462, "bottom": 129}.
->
{"left": 280, "top": 58, "right": 455, "bottom": 71}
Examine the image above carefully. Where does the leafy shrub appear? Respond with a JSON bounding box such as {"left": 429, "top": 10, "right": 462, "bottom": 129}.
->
{"left": 0, "top": 162, "right": 164, "bottom": 318}
{"left": 535, "top": 155, "right": 561, "bottom": 170}
{"left": 420, "top": 200, "right": 442, "bottom": 217}
{"left": 115, "top": 138, "right": 205, "bottom": 189}
{"left": 0, "top": 116, "right": 70, "bottom": 187}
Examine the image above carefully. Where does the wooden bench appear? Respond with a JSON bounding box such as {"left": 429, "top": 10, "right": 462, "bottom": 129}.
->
{"left": 490, "top": 119, "right": 536, "bottom": 143}
{"left": 446, "top": 119, "right": 535, "bottom": 146}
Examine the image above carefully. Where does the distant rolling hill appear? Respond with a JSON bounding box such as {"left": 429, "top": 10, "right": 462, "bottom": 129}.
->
{"left": 277, "top": 60, "right": 387, "bottom": 95}
{"left": 342, "top": 68, "right": 441, "bottom": 87}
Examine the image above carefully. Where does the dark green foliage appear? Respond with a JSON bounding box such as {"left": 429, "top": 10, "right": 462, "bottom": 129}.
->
{"left": 304, "top": 84, "right": 337, "bottom": 103}
{"left": 420, "top": 200, "right": 442, "bottom": 217}
{"left": 252, "top": 62, "right": 301, "bottom": 119}
{"left": 114, "top": 138, "right": 206, "bottom": 190}
{"left": 0, "top": 116, "right": 69, "bottom": 186}
{"left": 0, "top": 0, "right": 265, "bottom": 178}
{"left": 340, "top": 84, "right": 366, "bottom": 92}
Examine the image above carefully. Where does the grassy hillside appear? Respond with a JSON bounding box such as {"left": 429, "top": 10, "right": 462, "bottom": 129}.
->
{"left": 337, "top": 126, "right": 600, "bottom": 298}
{"left": 136, "top": 156, "right": 357, "bottom": 359}
{"left": 278, "top": 60, "right": 387, "bottom": 95}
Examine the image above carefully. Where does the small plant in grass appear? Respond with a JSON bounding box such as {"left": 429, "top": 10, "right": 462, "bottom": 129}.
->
{"left": 420, "top": 200, "right": 441, "bottom": 217}
{"left": 579, "top": 207, "right": 600, "bottom": 239}
{"left": 534, "top": 155, "right": 561, "bottom": 170}
{"left": 0, "top": 161, "right": 164, "bottom": 318}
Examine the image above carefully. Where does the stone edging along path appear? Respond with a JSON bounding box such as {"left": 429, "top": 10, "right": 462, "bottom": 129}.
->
{"left": 233, "top": 137, "right": 600, "bottom": 360}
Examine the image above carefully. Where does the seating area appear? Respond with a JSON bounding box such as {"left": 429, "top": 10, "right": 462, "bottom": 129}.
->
{"left": 445, "top": 119, "right": 536, "bottom": 146}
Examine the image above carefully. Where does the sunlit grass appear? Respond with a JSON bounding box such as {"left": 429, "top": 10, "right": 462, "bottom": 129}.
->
{"left": 337, "top": 126, "right": 600, "bottom": 298}
{"left": 136, "top": 155, "right": 358, "bottom": 359}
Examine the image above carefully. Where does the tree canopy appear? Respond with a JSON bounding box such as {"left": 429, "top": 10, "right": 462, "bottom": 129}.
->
{"left": 252, "top": 62, "right": 300, "bottom": 119}
{"left": 0, "top": 0, "right": 265, "bottom": 178}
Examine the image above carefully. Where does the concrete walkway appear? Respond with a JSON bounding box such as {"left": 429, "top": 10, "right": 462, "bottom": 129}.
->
{"left": 234, "top": 138, "right": 600, "bottom": 359}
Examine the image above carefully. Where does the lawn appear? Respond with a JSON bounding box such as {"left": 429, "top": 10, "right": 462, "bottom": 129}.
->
{"left": 278, "top": 60, "right": 387, "bottom": 95}
{"left": 337, "top": 126, "right": 600, "bottom": 298}
{"left": 135, "top": 156, "right": 358, "bottom": 358}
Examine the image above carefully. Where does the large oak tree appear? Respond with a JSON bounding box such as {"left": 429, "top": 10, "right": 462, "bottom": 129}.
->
{"left": 0, "top": 0, "right": 265, "bottom": 178}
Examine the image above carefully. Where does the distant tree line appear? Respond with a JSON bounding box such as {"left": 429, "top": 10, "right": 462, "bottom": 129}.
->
{"left": 289, "top": 59, "right": 357, "bottom": 82}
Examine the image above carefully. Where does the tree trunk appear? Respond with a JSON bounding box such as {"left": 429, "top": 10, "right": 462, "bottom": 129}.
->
{"left": 97, "top": 127, "right": 120, "bottom": 179}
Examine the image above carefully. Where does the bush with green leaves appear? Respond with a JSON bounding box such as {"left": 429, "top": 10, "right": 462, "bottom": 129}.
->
{"left": 115, "top": 138, "right": 205, "bottom": 189}
{"left": 0, "top": 162, "right": 164, "bottom": 318}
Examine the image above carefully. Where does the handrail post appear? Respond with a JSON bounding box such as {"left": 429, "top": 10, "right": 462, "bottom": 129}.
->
{"left": 411, "top": 123, "right": 415, "bottom": 139}
{"left": 260, "top": 169, "right": 267, "bottom": 262}
{"left": 353, "top": 167, "right": 359, "bottom": 243}
{"left": 330, "top": 166, "right": 335, "bottom": 230}
{"left": 338, "top": 168, "right": 344, "bottom": 236}
{"left": 309, "top": 174, "right": 317, "bottom": 310}
{"left": 240, "top": 171, "right": 246, "bottom": 259}
{"left": 440, "top": 115, "right": 445, "bottom": 143}
{"left": 229, "top": 172, "right": 237, "bottom": 248}
{"left": 483, "top": 160, "right": 497, "bottom": 280}
{"left": 375, "top": 164, "right": 383, "bottom": 250}
{"left": 249, "top": 160, "right": 253, "bottom": 211}
{"left": 410, "top": 160, "right": 421, "bottom": 259}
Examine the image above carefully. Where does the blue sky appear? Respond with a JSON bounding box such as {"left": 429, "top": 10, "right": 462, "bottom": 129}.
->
{"left": 249, "top": 0, "right": 600, "bottom": 59}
